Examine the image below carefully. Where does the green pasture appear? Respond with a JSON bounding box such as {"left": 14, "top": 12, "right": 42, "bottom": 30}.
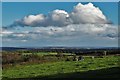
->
{"left": 2, "top": 55, "right": 120, "bottom": 79}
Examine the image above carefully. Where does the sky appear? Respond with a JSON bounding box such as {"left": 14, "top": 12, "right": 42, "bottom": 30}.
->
{"left": 1, "top": 2, "right": 119, "bottom": 47}
{"left": 0, "top": 2, "right": 2, "bottom": 47}
{"left": 2, "top": 2, "right": 118, "bottom": 25}
{"left": 2, "top": 0, "right": 120, "bottom": 2}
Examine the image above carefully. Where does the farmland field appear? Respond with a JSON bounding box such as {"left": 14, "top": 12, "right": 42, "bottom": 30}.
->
{"left": 2, "top": 55, "right": 120, "bottom": 79}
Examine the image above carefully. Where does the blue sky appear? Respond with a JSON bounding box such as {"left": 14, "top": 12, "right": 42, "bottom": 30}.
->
{"left": 3, "top": 2, "right": 118, "bottom": 25}
{"left": 2, "top": 2, "right": 118, "bottom": 47}
{"left": 2, "top": 0, "right": 120, "bottom": 2}
{"left": 0, "top": 2, "right": 2, "bottom": 27}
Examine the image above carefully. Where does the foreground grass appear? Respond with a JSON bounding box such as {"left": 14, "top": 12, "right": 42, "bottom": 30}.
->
{"left": 2, "top": 55, "right": 120, "bottom": 79}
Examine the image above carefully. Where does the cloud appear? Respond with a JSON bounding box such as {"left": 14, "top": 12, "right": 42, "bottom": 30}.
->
{"left": 9, "top": 14, "right": 46, "bottom": 27}
{"left": 22, "top": 14, "right": 46, "bottom": 27}
{"left": 2, "top": 24, "right": 118, "bottom": 47}
{"left": 2, "top": 24, "right": 118, "bottom": 41}
{"left": 47, "top": 9, "right": 71, "bottom": 26}
{"left": 5, "top": 3, "right": 111, "bottom": 28}
{"left": 70, "top": 3, "right": 110, "bottom": 24}
{"left": 2, "top": 3, "right": 118, "bottom": 47}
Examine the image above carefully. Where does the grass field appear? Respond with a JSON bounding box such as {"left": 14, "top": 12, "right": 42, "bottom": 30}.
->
{"left": 2, "top": 55, "right": 120, "bottom": 79}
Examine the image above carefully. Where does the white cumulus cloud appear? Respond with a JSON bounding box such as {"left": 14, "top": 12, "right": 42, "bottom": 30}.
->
{"left": 70, "top": 3, "right": 110, "bottom": 24}
{"left": 5, "top": 3, "right": 111, "bottom": 28}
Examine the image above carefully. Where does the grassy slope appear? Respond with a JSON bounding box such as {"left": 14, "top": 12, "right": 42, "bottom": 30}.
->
{"left": 2, "top": 56, "right": 120, "bottom": 79}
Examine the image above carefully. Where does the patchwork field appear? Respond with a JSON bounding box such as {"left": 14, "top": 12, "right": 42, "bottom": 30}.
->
{"left": 2, "top": 55, "right": 120, "bottom": 79}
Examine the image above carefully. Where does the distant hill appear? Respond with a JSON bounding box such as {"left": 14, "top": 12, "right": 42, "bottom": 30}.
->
{"left": 1, "top": 46, "right": 119, "bottom": 51}
{"left": 1, "top": 47, "right": 27, "bottom": 51}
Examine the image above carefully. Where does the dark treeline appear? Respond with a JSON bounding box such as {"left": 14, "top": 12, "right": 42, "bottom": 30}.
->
{"left": 16, "top": 48, "right": 119, "bottom": 55}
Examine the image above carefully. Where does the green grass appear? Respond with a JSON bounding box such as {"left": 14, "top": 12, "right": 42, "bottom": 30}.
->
{"left": 22, "top": 52, "right": 75, "bottom": 56}
{"left": 22, "top": 52, "right": 50, "bottom": 56}
{"left": 2, "top": 55, "right": 120, "bottom": 79}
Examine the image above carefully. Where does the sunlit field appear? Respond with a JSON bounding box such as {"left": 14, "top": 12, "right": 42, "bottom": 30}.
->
{"left": 2, "top": 53, "right": 120, "bottom": 79}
